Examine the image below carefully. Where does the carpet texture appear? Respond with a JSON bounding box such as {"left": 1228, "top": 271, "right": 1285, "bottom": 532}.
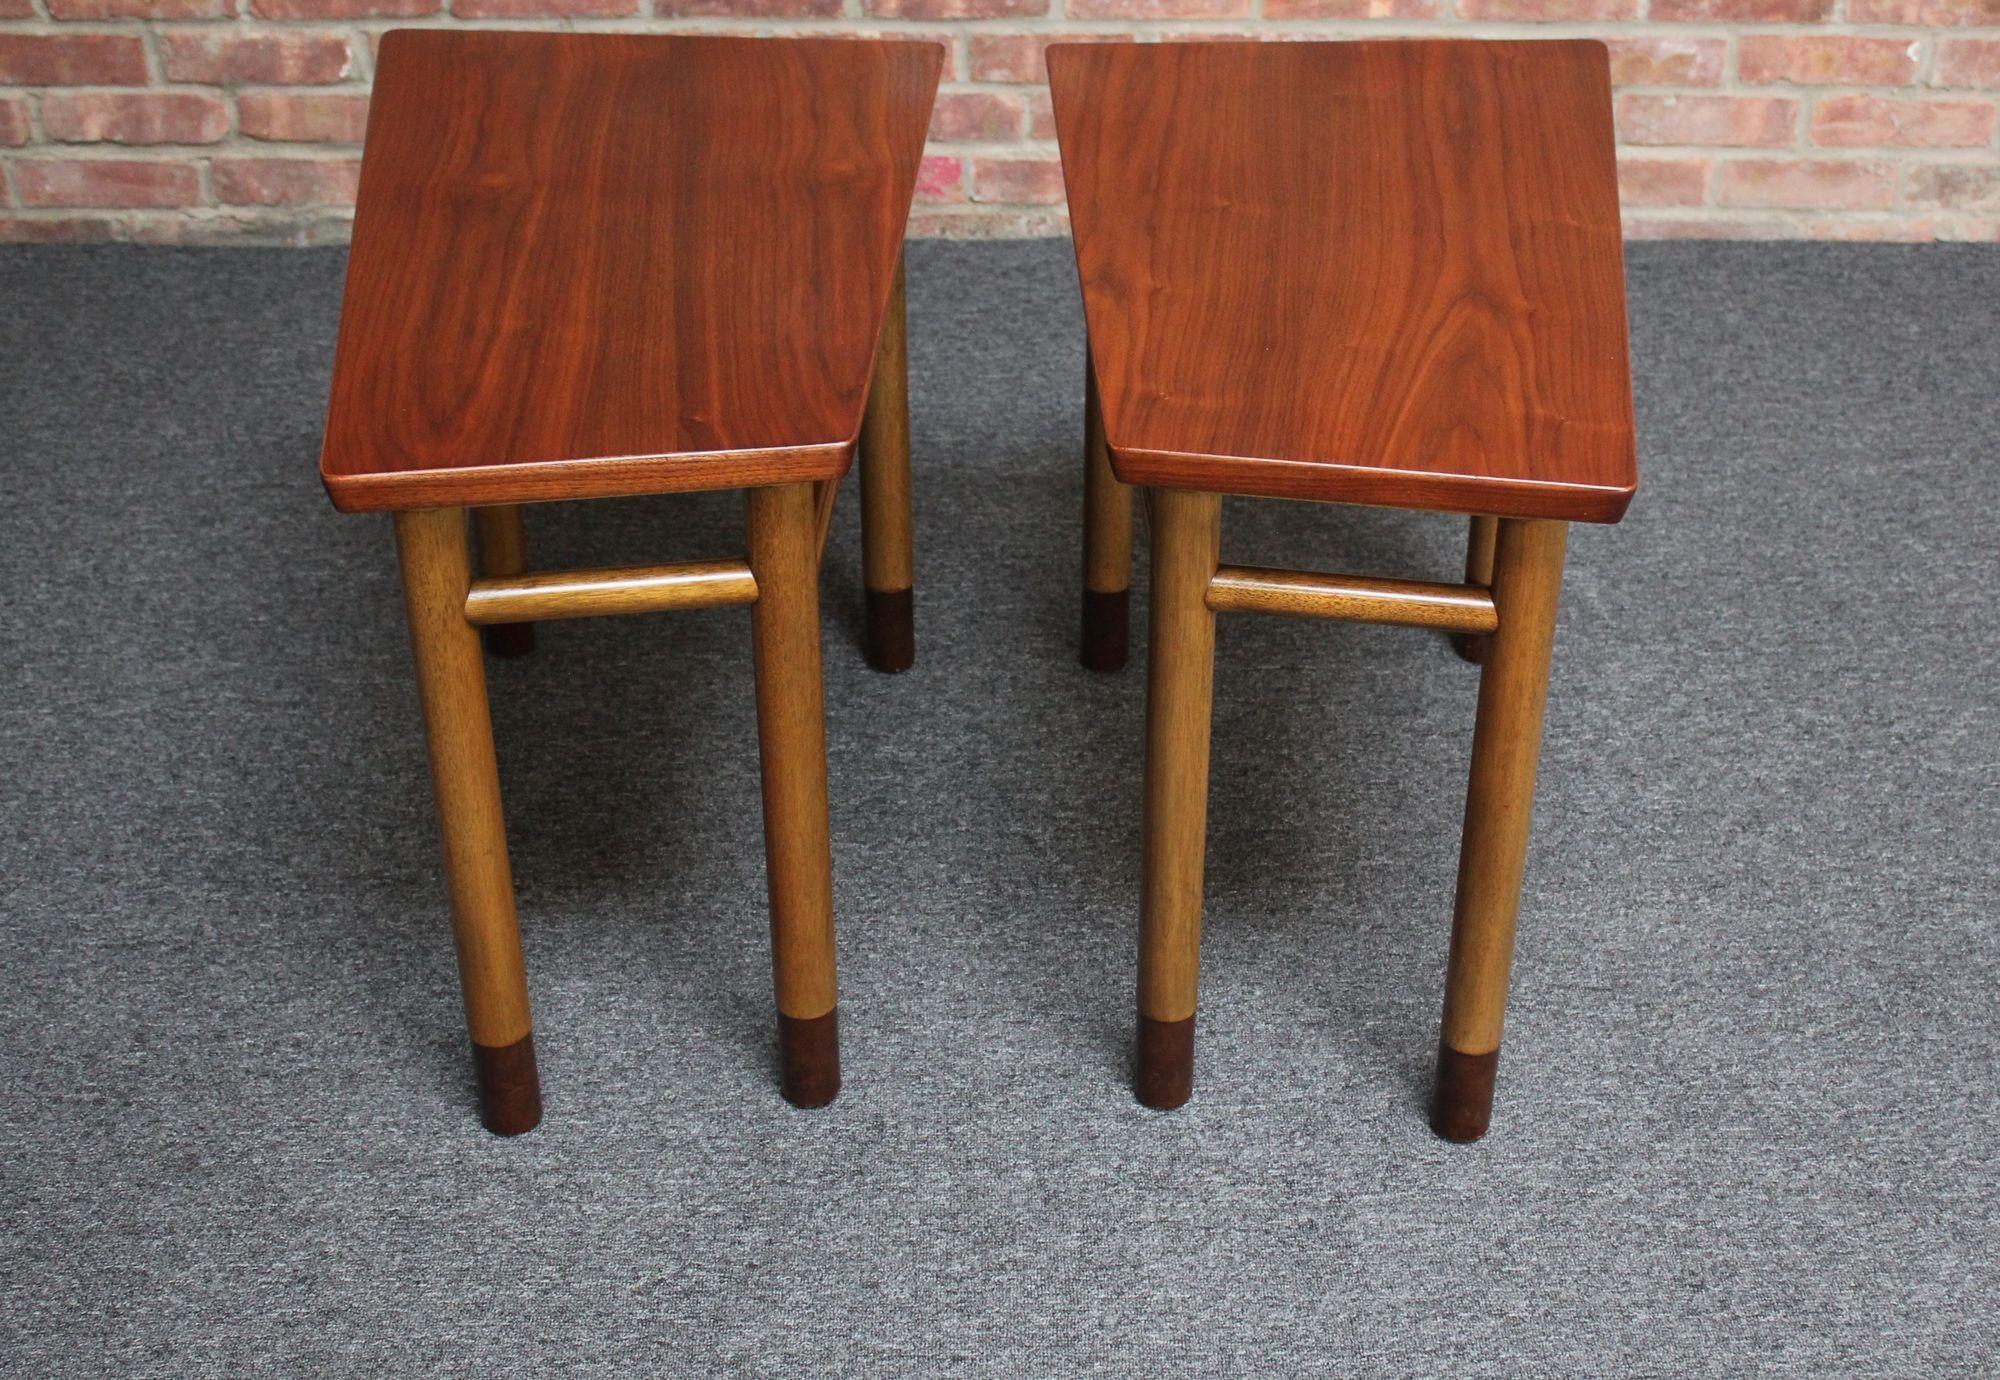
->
{"left": 1, "top": 242, "right": 1995, "bottom": 1376}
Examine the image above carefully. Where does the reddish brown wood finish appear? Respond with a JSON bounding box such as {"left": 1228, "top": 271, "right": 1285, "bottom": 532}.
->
{"left": 320, "top": 32, "right": 942, "bottom": 514}
{"left": 1048, "top": 40, "right": 1637, "bottom": 524}
{"left": 777, "top": 1009, "right": 841, "bottom": 1109}
{"left": 1136, "top": 1014, "right": 1194, "bottom": 1111}
{"left": 472, "top": 1033, "right": 543, "bottom": 1136}
{"left": 1430, "top": 1040, "right": 1500, "bottom": 1143}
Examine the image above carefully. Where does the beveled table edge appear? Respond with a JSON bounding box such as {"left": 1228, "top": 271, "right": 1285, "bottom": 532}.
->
{"left": 1110, "top": 444, "right": 1638, "bottom": 525}
{"left": 322, "top": 441, "right": 855, "bottom": 514}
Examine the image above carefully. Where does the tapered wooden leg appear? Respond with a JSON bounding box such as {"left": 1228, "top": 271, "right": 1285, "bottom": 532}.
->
{"left": 394, "top": 507, "right": 541, "bottom": 1136}
{"left": 1450, "top": 515, "right": 1498, "bottom": 664}
{"left": 1135, "top": 489, "right": 1221, "bottom": 1109}
{"left": 473, "top": 505, "right": 535, "bottom": 658}
{"left": 859, "top": 254, "right": 914, "bottom": 673}
{"left": 1432, "top": 517, "right": 1568, "bottom": 1143}
{"left": 1080, "top": 356, "right": 1133, "bottom": 672}
{"left": 747, "top": 483, "right": 841, "bottom": 1107}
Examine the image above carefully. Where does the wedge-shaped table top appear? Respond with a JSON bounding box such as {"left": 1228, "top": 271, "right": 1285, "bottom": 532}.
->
{"left": 321, "top": 32, "right": 942, "bottom": 513}
{"left": 1049, "top": 40, "right": 1637, "bottom": 524}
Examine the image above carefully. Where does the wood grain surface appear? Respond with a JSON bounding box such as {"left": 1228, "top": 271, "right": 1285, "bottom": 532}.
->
{"left": 392, "top": 508, "right": 535, "bottom": 1076}
{"left": 1205, "top": 565, "right": 1499, "bottom": 632}
{"left": 472, "top": 505, "right": 534, "bottom": 657}
{"left": 1048, "top": 40, "right": 1637, "bottom": 524}
{"left": 746, "top": 483, "right": 838, "bottom": 1027}
{"left": 1137, "top": 489, "right": 1222, "bottom": 1031}
{"left": 461, "top": 558, "right": 759, "bottom": 624}
{"left": 321, "top": 32, "right": 941, "bottom": 513}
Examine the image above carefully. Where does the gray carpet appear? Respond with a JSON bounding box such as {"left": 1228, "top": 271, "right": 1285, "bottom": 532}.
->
{"left": 1, "top": 241, "right": 1995, "bottom": 1376}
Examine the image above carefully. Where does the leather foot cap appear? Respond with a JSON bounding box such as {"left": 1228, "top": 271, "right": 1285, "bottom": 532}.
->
{"left": 778, "top": 1009, "right": 841, "bottom": 1108}
{"left": 1135, "top": 1014, "right": 1194, "bottom": 1110}
{"left": 864, "top": 588, "right": 914, "bottom": 673}
{"left": 1080, "top": 588, "right": 1129, "bottom": 673}
{"left": 473, "top": 1033, "right": 542, "bottom": 1136}
{"left": 1449, "top": 631, "right": 1487, "bottom": 665}
{"left": 483, "top": 622, "right": 536, "bottom": 658}
{"left": 1430, "top": 1041, "right": 1499, "bottom": 1143}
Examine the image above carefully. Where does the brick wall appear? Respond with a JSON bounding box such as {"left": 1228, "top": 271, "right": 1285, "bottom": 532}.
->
{"left": 2, "top": 3, "right": 1996, "bottom": 243}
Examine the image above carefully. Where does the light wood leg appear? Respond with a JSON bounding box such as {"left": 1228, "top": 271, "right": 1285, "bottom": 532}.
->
{"left": 1432, "top": 517, "right": 1568, "bottom": 1142}
{"left": 1080, "top": 355, "right": 1133, "bottom": 672}
{"left": 747, "top": 482, "right": 841, "bottom": 1108}
{"left": 1135, "top": 489, "right": 1221, "bottom": 1109}
{"left": 859, "top": 253, "right": 914, "bottom": 673}
{"left": 1451, "top": 514, "right": 1499, "bottom": 664}
{"left": 394, "top": 507, "right": 541, "bottom": 1136}
{"left": 472, "top": 505, "right": 534, "bottom": 658}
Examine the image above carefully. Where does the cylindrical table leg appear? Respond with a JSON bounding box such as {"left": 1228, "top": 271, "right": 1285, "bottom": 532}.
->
{"left": 394, "top": 507, "right": 541, "bottom": 1136}
{"left": 747, "top": 482, "right": 841, "bottom": 1108}
{"left": 1432, "top": 517, "right": 1568, "bottom": 1142}
{"left": 859, "top": 254, "right": 915, "bottom": 673}
{"left": 1135, "top": 489, "right": 1221, "bottom": 1109}
{"left": 1080, "top": 356, "right": 1133, "bottom": 672}
{"left": 473, "top": 505, "right": 535, "bottom": 658}
{"left": 1451, "top": 515, "right": 1498, "bottom": 664}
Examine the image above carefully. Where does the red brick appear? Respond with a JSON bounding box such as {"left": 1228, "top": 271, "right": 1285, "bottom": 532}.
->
{"left": 1068, "top": 0, "right": 1246, "bottom": 13}
{"left": 123, "top": 216, "right": 249, "bottom": 245}
{"left": 454, "top": 0, "right": 634, "bottom": 14}
{"left": 1616, "top": 95, "right": 1798, "bottom": 147}
{"left": 864, "top": 0, "right": 1044, "bottom": 14}
{"left": 0, "top": 35, "right": 150, "bottom": 87}
{"left": 252, "top": 0, "right": 439, "bottom": 14}
{"left": 907, "top": 208, "right": 1066, "bottom": 238}
{"left": 212, "top": 156, "right": 363, "bottom": 206}
{"left": 1651, "top": 0, "right": 1830, "bottom": 17}
{"left": 16, "top": 159, "right": 203, "bottom": 209}
{"left": 968, "top": 33, "right": 1130, "bottom": 83}
{"left": 0, "top": 0, "right": 32, "bottom": 16}
{"left": 0, "top": 215, "right": 123, "bottom": 243}
{"left": 130, "top": 213, "right": 357, "bottom": 245}
{"left": 657, "top": 0, "right": 838, "bottom": 11}
{"left": 42, "top": 93, "right": 230, "bottom": 146}
{"left": 833, "top": 28, "right": 956, "bottom": 42}
{"left": 1737, "top": 37, "right": 1921, "bottom": 88}
{"left": 1617, "top": 157, "right": 1709, "bottom": 207}
{"left": 1606, "top": 38, "right": 1726, "bottom": 88}
{"left": 914, "top": 154, "right": 964, "bottom": 203}
{"left": 905, "top": 210, "right": 970, "bottom": 237}
{"left": 1934, "top": 40, "right": 2000, "bottom": 90}
{"left": 929, "top": 92, "right": 1025, "bottom": 142}
{"left": 238, "top": 91, "right": 371, "bottom": 144}
{"left": 762, "top": 27, "right": 956, "bottom": 49}
{"left": 159, "top": 32, "right": 354, "bottom": 85}
{"left": 1903, "top": 164, "right": 2000, "bottom": 210}
{"left": 1806, "top": 217, "right": 1940, "bottom": 241}
{"left": 1264, "top": 0, "right": 1440, "bottom": 13}
{"left": 1028, "top": 89, "right": 1056, "bottom": 140}
{"left": 0, "top": 99, "right": 28, "bottom": 147}
{"left": 1811, "top": 95, "right": 1996, "bottom": 148}
{"left": 970, "top": 156, "right": 1065, "bottom": 205}
{"left": 48, "top": 0, "right": 231, "bottom": 15}
{"left": 1622, "top": 214, "right": 1793, "bottom": 240}
{"left": 1849, "top": 0, "right": 1999, "bottom": 22}
{"left": 1715, "top": 159, "right": 1897, "bottom": 210}
{"left": 1459, "top": 0, "right": 1636, "bottom": 16}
